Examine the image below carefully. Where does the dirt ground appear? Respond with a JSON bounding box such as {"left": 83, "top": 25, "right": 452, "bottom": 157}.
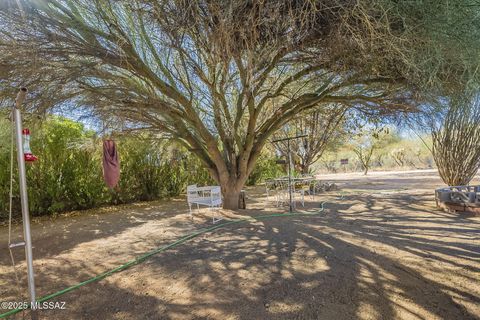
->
{"left": 0, "top": 169, "right": 479, "bottom": 320}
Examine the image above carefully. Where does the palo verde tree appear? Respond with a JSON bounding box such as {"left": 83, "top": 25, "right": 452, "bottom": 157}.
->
{"left": 1, "top": 1, "right": 479, "bottom": 208}
{"left": 350, "top": 127, "right": 393, "bottom": 175}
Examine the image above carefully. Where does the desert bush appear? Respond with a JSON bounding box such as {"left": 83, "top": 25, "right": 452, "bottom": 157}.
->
{"left": 431, "top": 96, "right": 480, "bottom": 185}
{"left": 0, "top": 116, "right": 212, "bottom": 220}
{"left": 246, "top": 152, "right": 285, "bottom": 186}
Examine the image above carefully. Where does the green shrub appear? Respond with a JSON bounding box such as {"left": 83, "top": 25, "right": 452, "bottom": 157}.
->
{"left": 0, "top": 116, "right": 212, "bottom": 220}
{"left": 246, "top": 153, "right": 284, "bottom": 186}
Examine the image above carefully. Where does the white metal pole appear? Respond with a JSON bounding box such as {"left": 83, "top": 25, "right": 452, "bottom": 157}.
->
{"left": 14, "top": 88, "right": 37, "bottom": 320}
{"left": 287, "top": 139, "right": 293, "bottom": 212}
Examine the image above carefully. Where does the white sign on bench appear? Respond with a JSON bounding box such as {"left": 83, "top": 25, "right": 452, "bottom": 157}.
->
{"left": 187, "top": 185, "right": 222, "bottom": 223}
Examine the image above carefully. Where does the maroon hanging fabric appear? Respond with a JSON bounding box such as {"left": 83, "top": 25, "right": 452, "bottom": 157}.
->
{"left": 103, "top": 140, "right": 120, "bottom": 189}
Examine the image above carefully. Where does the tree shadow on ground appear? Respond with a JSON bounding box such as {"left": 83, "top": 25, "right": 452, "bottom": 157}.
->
{"left": 2, "top": 180, "right": 480, "bottom": 319}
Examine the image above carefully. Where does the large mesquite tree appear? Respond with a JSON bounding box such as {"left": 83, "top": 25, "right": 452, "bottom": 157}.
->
{"left": 1, "top": 0, "right": 479, "bottom": 208}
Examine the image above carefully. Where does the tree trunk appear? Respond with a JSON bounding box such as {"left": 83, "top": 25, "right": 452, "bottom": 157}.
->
{"left": 222, "top": 184, "right": 242, "bottom": 210}
{"left": 301, "top": 163, "right": 310, "bottom": 175}
{"left": 212, "top": 149, "right": 258, "bottom": 210}
{"left": 363, "top": 166, "right": 369, "bottom": 175}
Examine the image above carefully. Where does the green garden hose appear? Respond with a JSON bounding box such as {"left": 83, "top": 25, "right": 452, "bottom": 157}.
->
{"left": 0, "top": 196, "right": 340, "bottom": 319}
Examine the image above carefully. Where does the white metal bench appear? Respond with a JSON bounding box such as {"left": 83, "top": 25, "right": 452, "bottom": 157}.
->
{"left": 187, "top": 185, "right": 223, "bottom": 223}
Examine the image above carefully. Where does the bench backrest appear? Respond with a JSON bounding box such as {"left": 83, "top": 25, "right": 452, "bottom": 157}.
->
{"left": 209, "top": 186, "right": 221, "bottom": 200}
{"left": 187, "top": 185, "right": 222, "bottom": 202}
{"left": 187, "top": 184, "right": 199, "bottom": 202}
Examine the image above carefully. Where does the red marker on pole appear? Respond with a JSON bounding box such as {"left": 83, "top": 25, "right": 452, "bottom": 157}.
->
{"left": 22, "top": 128, "right": 38, "bottom": 162}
